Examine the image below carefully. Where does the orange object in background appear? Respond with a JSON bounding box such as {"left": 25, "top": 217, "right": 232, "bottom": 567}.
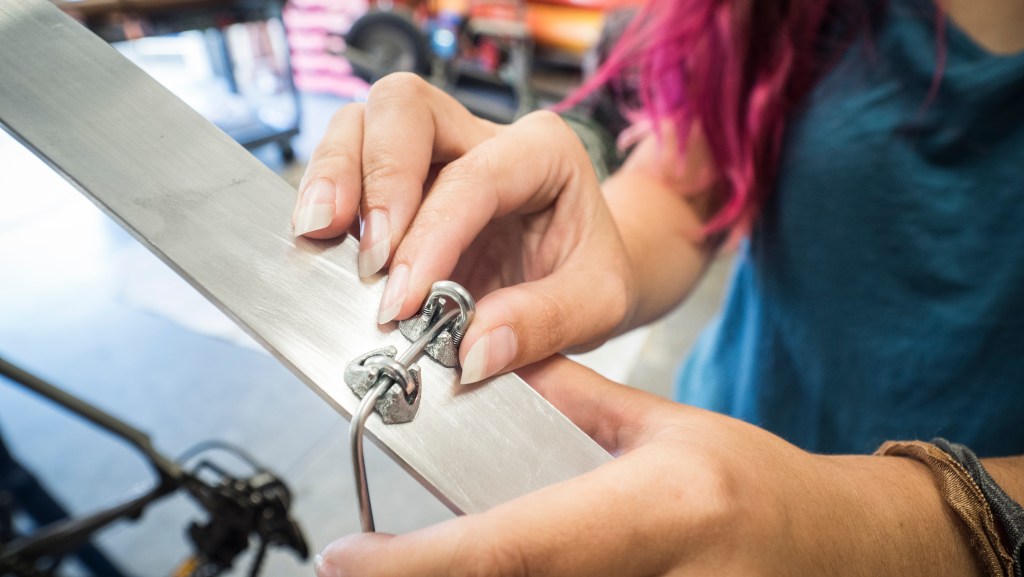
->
{"left": 525, "top": 1, "right": 605, "bottom": 55}
{"left": 343, "top": 0, "right": 644, "bottom": 101}
{"left": 467, "top": 0, "right": 640, "bottom": 55}
{"left": 435, "top": 0, "right": 472, "bottom": 12}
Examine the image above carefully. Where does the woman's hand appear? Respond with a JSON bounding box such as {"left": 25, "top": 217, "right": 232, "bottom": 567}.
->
{"left": 313, "top": 357, "right": 982, "bottom": 577}
{"left": 292, "top": 73, "right": 634, "bottom": 383}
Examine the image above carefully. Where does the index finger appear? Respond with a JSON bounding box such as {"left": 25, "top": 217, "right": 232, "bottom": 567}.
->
{"left": 357, "top": 73, "right": 497, "bottom": 278}
{"left": 292, "top": 102, "right": 365, "bottom": 240}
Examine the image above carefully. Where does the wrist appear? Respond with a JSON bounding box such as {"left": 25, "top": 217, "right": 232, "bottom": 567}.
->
{"left": 800, "top": 454, "right": 982, "bottom": 577}
{"left": 982, "top": 456, "right": 1024, "bottom": 505}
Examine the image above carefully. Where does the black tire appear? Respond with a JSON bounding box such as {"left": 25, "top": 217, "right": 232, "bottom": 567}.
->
{"left": 346, "top": 10, "right": 431, "bottom": 83}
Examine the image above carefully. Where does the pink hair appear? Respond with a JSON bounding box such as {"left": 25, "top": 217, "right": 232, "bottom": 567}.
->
{"left": 563, "top": 1, "right": 874, "bottom": 235}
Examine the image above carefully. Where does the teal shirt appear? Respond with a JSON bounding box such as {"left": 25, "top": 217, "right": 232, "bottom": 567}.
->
{"left": 677, "top": 1, "right": 1024, "bottom": 456}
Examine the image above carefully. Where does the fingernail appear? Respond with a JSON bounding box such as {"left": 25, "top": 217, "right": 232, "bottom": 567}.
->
{"left": 358, "top": 209, "right": 390, "bottom": 278}
{"left": 377, "top": 264, "right": 409, "bottom": 324}
{"left": 293, "top": 180, "right": 335, "bottom": 237}
{"left": 460, "top": 325, "right": 517, "bottom": 385}
{"left": 314, "top": 553, "right": 338, "bottom": 577}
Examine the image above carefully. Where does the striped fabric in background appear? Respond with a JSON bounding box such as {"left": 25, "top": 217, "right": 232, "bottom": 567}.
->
{"left": 283, "top": 0, "right": 371, "bottom": 99}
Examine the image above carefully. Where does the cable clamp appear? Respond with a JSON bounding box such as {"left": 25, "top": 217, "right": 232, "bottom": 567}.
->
{"left": 344, "top": 280, "right": 475, "bottom": 532}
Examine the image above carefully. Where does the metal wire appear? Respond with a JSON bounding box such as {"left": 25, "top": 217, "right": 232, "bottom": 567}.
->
{"left": 348, "top": 306, "right": 463, "bottom": 533}
{"left": 349, "top": 379, "right": 392, "bottom": 533}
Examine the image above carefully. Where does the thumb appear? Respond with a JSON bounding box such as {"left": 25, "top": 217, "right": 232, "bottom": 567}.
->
{"left": 316, "top": 450, "right": 677, "bottom": 577}
{"left": 458, "top": 262, "right": 630, "bottom": 385}
{"left": 314, "top": 520, "right": 514, "bottom": 577}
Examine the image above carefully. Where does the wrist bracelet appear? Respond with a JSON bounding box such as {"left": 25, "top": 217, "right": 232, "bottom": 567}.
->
{"left": 877, "top": 439, "right": 1016, "bottom": 577}
{"left": 932, "top": 439, "right": 1024, "bottom": 577}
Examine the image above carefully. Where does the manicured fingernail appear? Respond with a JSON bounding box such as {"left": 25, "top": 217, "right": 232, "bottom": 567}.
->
{"left": 377, "top": 264, "right": 409, "bottom": 324}
{"left": 293, "top": 180, "right": 335, "bottom": 237}
{"left": 314, "top": 553, "right": 337, "bottom": 577}
{"left": 460, "top": 325, "right": 517, "bottom": 385}
{"left": 358, "top": 209, "right": 390, "bottom": 278}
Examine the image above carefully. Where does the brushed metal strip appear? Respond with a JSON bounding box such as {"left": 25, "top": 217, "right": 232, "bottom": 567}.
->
{"left": 0, "top": 0, "right": 610, "bottom": 515}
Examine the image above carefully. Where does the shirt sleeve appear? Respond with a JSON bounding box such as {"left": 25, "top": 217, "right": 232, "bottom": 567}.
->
{"left": 558, "top": 8, "right": 639, "bottom": 181}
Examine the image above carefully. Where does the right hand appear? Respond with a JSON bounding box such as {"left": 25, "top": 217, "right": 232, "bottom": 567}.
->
{"left": 291, "top": 73, "right": 635, "bottom": 384}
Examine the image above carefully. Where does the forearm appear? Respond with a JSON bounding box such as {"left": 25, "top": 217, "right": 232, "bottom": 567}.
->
{"left": 601, "top": 128, "right": 719, "bottom": 331}
{"left": 603, "top": 170, "right": 715, "bottom": 330}
{"left": 809, "top": 454, "right": 983, "bottom": 577}
{"left": 800, "top": 453, "right": 1024, "bottom": 577}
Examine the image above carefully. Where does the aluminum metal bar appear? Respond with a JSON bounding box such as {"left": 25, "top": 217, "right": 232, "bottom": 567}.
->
{"left": 0, "top": 0, "right": 611, "bottom": 515}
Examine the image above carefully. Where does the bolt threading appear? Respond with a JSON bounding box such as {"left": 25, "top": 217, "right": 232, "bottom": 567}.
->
{"left": 451, "top": 323, "right": 466, "bottom": 347}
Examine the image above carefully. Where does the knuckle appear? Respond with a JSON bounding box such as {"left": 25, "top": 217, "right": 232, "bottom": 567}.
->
{"left": 599, "top": 288, "right": 628, "bottom": 339}
{"left": 368, "top": 71, "right": 428, "bottom": 103}
{"left": 599, "top": 268, "right": 632, "bottom": 334}
{"left": 308, "top": 104, "right": 365, "bottom": 168}
{"left": 519, "top": 110, "right": 590, "bottom": 173}
{"left": 331, "top": 101, "right": 364, "bottom": 124}
{"left": 396, "top": 214, "right": 435, "bottom": 252}
{"left": 436, "top": 154, "right": 488, "bottom": 187}
{"left": 431, "top": 155, "right": 501, "bottom": 214}
{"left": 309, "top": 145, "right": 358, "bottom": 171}
{"left": 633, "top": 448, "right": 748, "bottom": 572}
{"left": 522, "top": 110, "right": 576, "bottom": 147}
{"left": 667, "top": 450, "right": 741, "bottom": 535}
{"left": 521, "top": 109, "right": 565, "bottom": 132}
{"left": 532, "top": 290, "right": 571, "bottom": 353}
{"left": 697, "top": 457, "right": 741, "bottom": 521}
{"left": 361, "top": 154, "right": 408, "bottom": 198}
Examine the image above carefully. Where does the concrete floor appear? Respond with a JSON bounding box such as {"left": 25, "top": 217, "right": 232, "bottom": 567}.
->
{"left": 0, "top": 92, "right": 731, "bottom": 576}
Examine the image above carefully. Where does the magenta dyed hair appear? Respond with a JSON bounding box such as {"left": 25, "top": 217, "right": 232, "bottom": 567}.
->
{"left": 563, "top": 1, "right": 868, "bottom": 234}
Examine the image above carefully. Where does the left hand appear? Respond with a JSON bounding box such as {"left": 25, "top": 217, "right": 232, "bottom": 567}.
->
{"left": 292, "top": 76, "right": 635, "bottom": 384}
{"left": 314, "top": 357, "right": 980, "bottom": 577}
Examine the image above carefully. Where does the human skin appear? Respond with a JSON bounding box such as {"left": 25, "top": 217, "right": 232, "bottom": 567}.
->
{"left": 293, "top": 73, "right": 1024, "bottom": 575}
{"left": 312, "top": 356, "right": 1023, "bottom": 577}
{"left": 292, "top": 2, "right": 1024, "bottom": 573}
{"left": 291, "top": 74, "right": 711, "bottom": 384}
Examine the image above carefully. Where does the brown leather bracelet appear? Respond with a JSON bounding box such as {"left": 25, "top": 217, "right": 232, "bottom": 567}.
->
{"left": 877, "top": 440, "right": 1015, "bottom": 577}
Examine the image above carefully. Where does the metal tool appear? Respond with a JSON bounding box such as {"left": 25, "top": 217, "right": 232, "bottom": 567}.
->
{"left": 347, "top": 281, "right": 475, "bottom": 532}
{"left": 0, "top": 0, "right": 611, "bottom": 517}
